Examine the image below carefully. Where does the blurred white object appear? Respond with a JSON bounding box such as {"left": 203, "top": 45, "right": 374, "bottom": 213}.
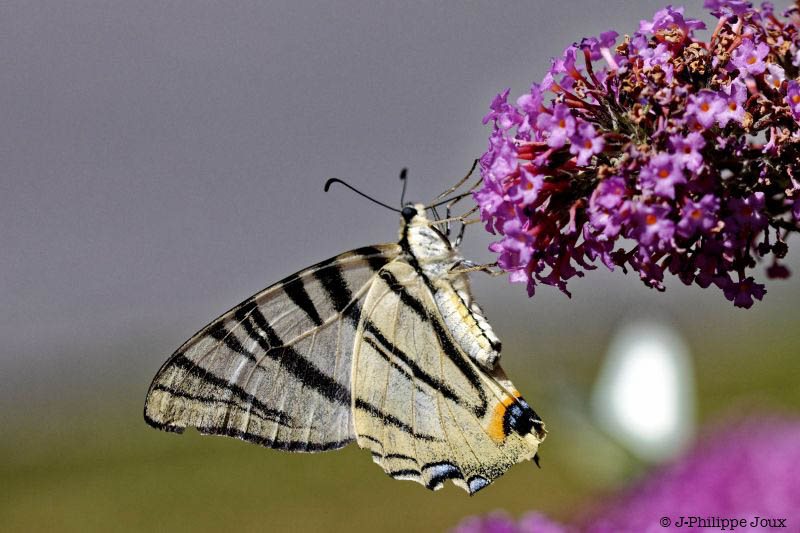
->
{"left": 592, "top": 319, "right": 695, "bottom": 463}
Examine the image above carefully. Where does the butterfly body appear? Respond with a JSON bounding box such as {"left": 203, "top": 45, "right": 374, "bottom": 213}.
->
{"left": 145, "top": 203, "right": 545, "bottom": 494}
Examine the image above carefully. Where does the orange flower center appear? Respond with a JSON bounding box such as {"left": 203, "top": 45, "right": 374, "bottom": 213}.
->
{"left": 793, "top": 94, "right": 800, "bottom": 104}
{"left": 658, "top": 168, "right": 670, "bottom": 179}
{"left": 700, "top": 102, "right": 710, "bottom": 112}
{"left": 584, "top": 140, "right": 593, "bottom": 148}
{"left": 729, "top": 102, "right": 737, "bottom": 111}
{"left": 524, "top": 181, "right": 533, "bottom": 190}
{"left": 747, "top": 56, "right": 757, "bottom": 65}
{"left": 559, "top": 119, "right": 566, "bottom": 128}
{"left": 646, "top": 214, "right": 658, "bottom": 225}
{"left": 691, "top": 209, "right": 702, "bottom": 220}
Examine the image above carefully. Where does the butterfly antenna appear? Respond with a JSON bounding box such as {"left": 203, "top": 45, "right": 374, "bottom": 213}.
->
{"left": 324, "top": 178, "right": 401, "bottom": 213}
{"left": 399, "top": 168, "right": 408, "bottom": 207}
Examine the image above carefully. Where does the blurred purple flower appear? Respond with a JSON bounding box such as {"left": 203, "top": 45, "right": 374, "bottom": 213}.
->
{"left": 728, "top": 191, "right": 767, "bottom": 231}
{"left": 717, "top": 274, "right": 767, "bottom": 308}
{"left": 585, "top": 417, "right": 800, "bottom": 531}
{"left": 767, "top": 262, "right": 790, "bottom": 278}
{"left": 452, "top": 512, "right": 572, "bottom": 533}
{"left": 452, "top": 418, "right": 800, "bottom": 533}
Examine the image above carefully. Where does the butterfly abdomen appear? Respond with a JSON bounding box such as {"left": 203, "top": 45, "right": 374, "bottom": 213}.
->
{"left": 433, "top": 276, "right": 502, "bottom": 371}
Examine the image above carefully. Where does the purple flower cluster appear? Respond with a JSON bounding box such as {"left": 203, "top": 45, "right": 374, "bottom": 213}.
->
{"left": 451, "top": 512, "right": 571, "bottom": 533}
{"left": 477, "top": 2, "right": 800, "bottom": 307}
{"left": 450, "top": 417, "right": 800, "bottom": 532}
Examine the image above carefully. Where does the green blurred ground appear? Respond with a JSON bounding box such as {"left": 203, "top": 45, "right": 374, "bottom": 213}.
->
{"left": 3, "top": 316, "right": 799, "bottom": 533}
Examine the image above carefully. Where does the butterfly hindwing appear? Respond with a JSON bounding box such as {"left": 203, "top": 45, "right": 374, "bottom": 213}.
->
{"left": 352, "top": 260, "right": 546, "bottom": 494}
{"left": 144, "top": 244, "right": 401, "bottom": 451}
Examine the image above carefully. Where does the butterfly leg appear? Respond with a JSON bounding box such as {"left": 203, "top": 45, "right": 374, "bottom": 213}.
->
{"left": 451, "top": 260, "right": 503, "bottom": 277}
{"left": 451, "top": 205, "right": 479, "bottom": 247}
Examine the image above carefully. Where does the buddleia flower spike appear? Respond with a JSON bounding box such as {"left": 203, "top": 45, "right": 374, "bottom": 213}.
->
{"left": 476, "top": 2, "right": 800, "bottom": 308}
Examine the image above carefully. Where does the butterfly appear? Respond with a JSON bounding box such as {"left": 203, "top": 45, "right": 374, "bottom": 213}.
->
{"left": 144, "top": 172, "right": 546, "bottom": 494}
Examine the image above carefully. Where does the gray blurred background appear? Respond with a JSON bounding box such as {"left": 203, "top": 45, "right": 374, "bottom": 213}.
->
{"left": 3, "top": 1, "right": 799, "bottom": 532}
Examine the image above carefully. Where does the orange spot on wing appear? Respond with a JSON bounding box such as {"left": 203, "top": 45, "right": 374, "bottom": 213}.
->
{"left": 487, "top": 403, "right": 507, "bottom": 443}
{"left": 487, "top": 394, "right": 518, "bottom": 443}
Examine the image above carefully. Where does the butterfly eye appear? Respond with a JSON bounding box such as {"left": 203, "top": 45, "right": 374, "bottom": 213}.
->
{"left": 401, "top": 205, "right": 418, "bottom": 221}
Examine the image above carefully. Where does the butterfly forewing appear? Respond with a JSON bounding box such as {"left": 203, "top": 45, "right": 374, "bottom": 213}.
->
{"left": 144, "top": 244, "right": 401, "bottom": 451}
{"left": 352, "top": 261, "right": 545, "bottom": 494}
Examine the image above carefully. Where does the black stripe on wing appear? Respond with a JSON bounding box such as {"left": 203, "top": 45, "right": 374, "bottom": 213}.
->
{"left": 282, "top": 280, "right": 324, "bottom": 326}
{"left": 377, "top": 270, "right": 428, "bottom": 320}
{"left": 388, "top": 468, "right": 422, "bottom": 478}
{"left": 148, "top": 384, "right": 293, "bottom": 427}
{"left": 353, "top": 398, "right": 438, "bottom": 442}
{"left": 234, "top": 300, "right": 352, "bottom": 406}
{"left": 313, "top": 260, "right": 353, "bottom": 314}
{"left": 361, "top": 333, "right": 465, "bottom": 408}
{"left": 196, "top": 426, "right": 353, "bottom": 452}
{"left": 145, "top": 352, "right": 295, "bottom": 429}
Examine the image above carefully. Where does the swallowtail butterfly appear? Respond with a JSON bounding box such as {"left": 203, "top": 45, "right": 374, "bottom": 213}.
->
{"left": 144, "top": 176, "right": 546, "bottom": 494}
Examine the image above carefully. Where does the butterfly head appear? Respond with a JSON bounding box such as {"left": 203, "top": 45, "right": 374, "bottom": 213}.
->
{"left": 400, "top": 203, "right": 425, "bottom": 225}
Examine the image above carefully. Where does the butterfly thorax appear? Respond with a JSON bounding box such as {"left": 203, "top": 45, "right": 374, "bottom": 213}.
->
{"left": 400, "top": 204, "right": 460, "bottom": 279}
{"left": 399, "top": 204, "right": 502, "bottom": 370}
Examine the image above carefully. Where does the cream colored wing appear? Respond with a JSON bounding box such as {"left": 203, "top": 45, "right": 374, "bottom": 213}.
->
{"left": 351, "top": 261, "right": 546, "bottom": 494}
{"left": 145, "top": 244, "right": 401, "bottom": 452}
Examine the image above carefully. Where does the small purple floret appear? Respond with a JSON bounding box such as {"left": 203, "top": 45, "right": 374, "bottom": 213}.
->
{"left": 639, "top": 5, "right": 706, "bottom": 36}
{"left": 536, "top": 103, "right": 577, "bottom": 148}
{"left": 569, "top": 123, "right": 605, "bottom": 165}
{"left": 717, "top": 80, "right": 747, "bottom": 127}
{"left": 677, "top": 194, "right": 719, "bottom": 238}
{"left": 640, "top": 153, "right": 687, "bottom": 199}
{"left": 731, "top": 38, "right": 770, "bottom": 76}
{"left": 669, "top": 132, "right": 705, "bottom": 172}
{"left": 786, "top": 80, "right": 800, "bottom": 121}
{"left": 687, "top": 90, "right": 726, "bottom": 128}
